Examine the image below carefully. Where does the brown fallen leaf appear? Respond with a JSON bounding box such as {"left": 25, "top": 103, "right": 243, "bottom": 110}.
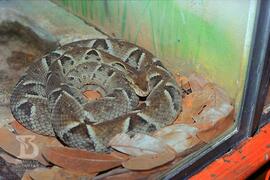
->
{"left": 175, "top": 75, "right": 191, "bottom": 95}
{"left": 10, "top": 121, "right": 63, "bottom": 165}
{"left": 23, "top": 166, "right": 96, "bottom": 180}
{"left": 194, "top": 102, "right": 233, "bottom": 129}
{"left": 202, "top": 83, "right": 233, "bottom": 105}
{"left": 83, "top": 90, "right": 102, "bottom": 100}
{"left": 96, "top": 166, "right": 169, "bottom": 180}
{"left": 195, "top": 102, "right": 234, "bottom": 143}
{"left": 22, "top": 174, "right": 32, "bottom": 180}
{"left": 93, "top": 168, "right": 129, "bottom": 180}
{"left": 42, "top": 146, "right": 124, "bottom": 174}
{"left": 11, "top": 120, "right": 28, "bottom": 134}
{"left": 109, "top": 133, "right": 171, "bottom": 156}
{"left": 0, "top": 127, "right": 26, "bottom": 158}
{"left": 122, "top": 148, "right": 176, "bottom": 171}
{"left": 174, "top": 81, "right": 233, "bottom": 125}
{"left": 175, "top": 109, "right": 194, "bottom": 124}
{"left": 110, "top": 151, "right": 130, "bottom": 161}
{"left": 94, "top": 152, "right": 184, "bottom": 180}
{"left": 187, "top": 89, "right": 214, "bottom": 112}
{"left": 175, "top": 88, "right": 214, "bottom": 124}
{"left": 188, "top": 73, "right": 209, "bottom": 92}
{"left": 11, "top": 121, "right": 62, "bottom": 149}
{"left": 0, "top": 153, "right": 22, "bottom": 165}
{"left": 153, "top": 124, "right": 201, "bottom": 154}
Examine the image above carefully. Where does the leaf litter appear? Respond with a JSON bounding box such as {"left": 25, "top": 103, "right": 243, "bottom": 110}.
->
{"left": 0, "top": 73, "right": 235, "bottom": 179}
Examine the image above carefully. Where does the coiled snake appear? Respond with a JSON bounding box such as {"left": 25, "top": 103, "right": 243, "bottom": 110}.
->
{"left": 10, "top": 39, "right": 182, "bottom": 152}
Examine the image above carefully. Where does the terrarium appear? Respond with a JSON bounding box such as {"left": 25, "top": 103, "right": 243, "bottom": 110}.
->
{"left": 0, "top": 0, "right": 269, "bottom": 179}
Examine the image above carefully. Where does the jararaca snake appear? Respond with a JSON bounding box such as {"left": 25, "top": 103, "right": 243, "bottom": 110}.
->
{"left": 10, "top": 39, "right": 182, "bottom": 152}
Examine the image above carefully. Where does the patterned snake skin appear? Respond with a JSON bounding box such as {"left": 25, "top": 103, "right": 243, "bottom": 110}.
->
{"left": 10, "top": 39, "right": 182, "bottom": 152}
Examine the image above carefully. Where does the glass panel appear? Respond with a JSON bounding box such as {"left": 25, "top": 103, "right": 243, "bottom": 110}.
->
{"left": 1, "top": 0, "right": 259, "bottom": 178}
{"left": 54, "top": 0, "right": 257, "bottom": 105}
{"left": 51, "top": 0, "right": 258, "bottom": 177}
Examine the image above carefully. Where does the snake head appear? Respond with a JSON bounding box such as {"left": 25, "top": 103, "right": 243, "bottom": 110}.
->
{"left": 127, "top": 73, "right": 150, "bottom": 97}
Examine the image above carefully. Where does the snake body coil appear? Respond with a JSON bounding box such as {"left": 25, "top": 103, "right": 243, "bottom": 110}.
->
{"left": 10, "top": 39, "right": 182, "bottom": 152}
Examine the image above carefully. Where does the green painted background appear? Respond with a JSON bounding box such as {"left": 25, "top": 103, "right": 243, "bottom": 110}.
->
{"left": 53, "top": 0, "right": 257, "bottom": 107}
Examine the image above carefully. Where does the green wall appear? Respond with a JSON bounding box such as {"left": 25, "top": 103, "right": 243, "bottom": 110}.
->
{"left": 53, "top": 0, "right": 258, "bottom": 106}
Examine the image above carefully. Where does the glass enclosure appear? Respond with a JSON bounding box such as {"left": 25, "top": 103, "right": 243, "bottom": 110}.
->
{"left": 0, "top": 0, "right": 266, "bottom": 179}
{"left": 54, "top": 0, "right": 257, "bottom": 106}
{"left": 52, "top": 0, "right": 259, "bottom": 177}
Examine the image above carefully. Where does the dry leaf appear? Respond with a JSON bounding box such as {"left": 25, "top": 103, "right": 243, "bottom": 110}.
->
{"left": 96, "top": 152, "right": 184, "bottom": 179}
{"left": 0, "top": 153, "right": 22, "bottom": 165}
{"left": 23, "top": 166, "right": 96, "bottom": 180}
{"left": 110, "top": 151, "right": 130, "bottom": 161}
{"left": 10, "top": 121, "right": 63, "bottom": 165}
{"left": 22, "top": 174, "right": 32, "bottom": 180}
{"left": 175, "top": 109, "right": 194, "bottom": 124}
{"left": 109, "top": 133, "right": 171, "bottom": 156}
{"left": 83, "top": 90, "right": 101, "bottom": 100}
{"left": 0, "top": 127, "right": 26, "bottom": 158}
{"left": 11, "top": 120, "right": 27, "bottom": 134}
{"left": 175, "top": 89, "right": 213, "bottom": 124}
{"left": 154, "top": 124, "right": 201, "bottom": 153}
{"left": 188, "top": 73, "right": 208, "bottom": 92}
{"left": 202, "top": 83, "right": 233, "bottom": 105}
{"left": 14, "top": 72, "right": 235, "bottom": 179}
{"left": 42, "top": 146, "right": 123, "bottom": 174}
{"left": 174, "top": 81, "right": 233, "bottom": 125}
{"left": 194, "top": 102, "right": 233, "bottom": 130}
{"left": 176, "top": 75, "right": 191, "bottom": 94}
{"left": 186, "top": 89, "right": 214, "bottom": 112}
{"left": 11, "top": 121, "right": 62, "bottom": 148}
{"left": 122, "top": 148, "right": 176, "bottom": 170}
{"left": 93, "top": 168, "right": 129, "bottom": 180}
{"left": 23, "top": 168, "right": 51, "bottom": 180}
{"left": 195, "top": 102, "right": 234, "bottom": 143}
